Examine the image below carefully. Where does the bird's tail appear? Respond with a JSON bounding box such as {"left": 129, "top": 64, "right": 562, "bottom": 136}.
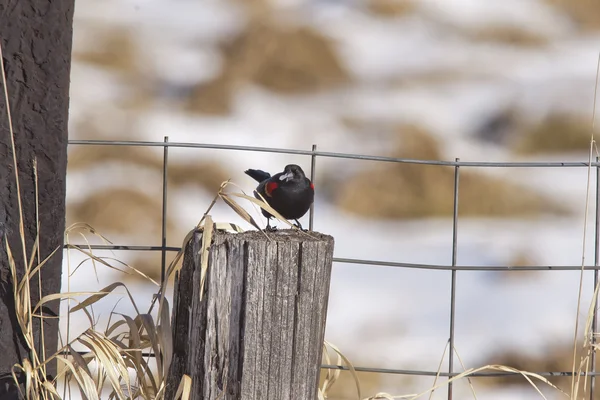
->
{"left": 244, "top": 169, "right": 271, "bottom": 182}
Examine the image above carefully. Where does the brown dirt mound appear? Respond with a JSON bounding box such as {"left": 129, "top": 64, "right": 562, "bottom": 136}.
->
{"left": 467, "top": 25, "right": 548, "bottom": 47}
{"left": 123, "top": 252, "right": 172, "bottom": 284}
{"left": 68, "top": 145, "right": 231, "bottom": 193}
{"left": 186, "top": 21, "right": 349, "bottom": 114}
{"left": 67, "top": 189, "right": 168, "bottom": 236}
{"left": 319, "top": 367, "right": 413, "bottom": 400}
{"left": 482, "top": 342, "right": 599, "bottom": 398}
{"left": 367, "top": 0, "right": 415, "bottom": 17}
{"left": 334, "top": 126, "right": 568, "bottom": 218}
{"left": 185, "top": 74, "right": 233, "bottom": 115}
{"left": 74, "top": 27, "right": 139, "bottom": 75}
{"left": 514, "top": 113, "right": 592, "bottom": 155}
{"left": 546, "top": 0, "right": 600, "bottom": 31}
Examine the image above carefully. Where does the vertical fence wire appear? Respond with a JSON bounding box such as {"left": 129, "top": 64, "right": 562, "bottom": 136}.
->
{"left": 309, "top": 144, "right": 317, "bottom": 231}
{"left": 160, "top": 136, "right": 169, "bottom": 284}
{"left": 448, "top": 158, "right": 460, "bottom": 400}
{"left": 592, "top": 156, "right": 600, "bottom": 400}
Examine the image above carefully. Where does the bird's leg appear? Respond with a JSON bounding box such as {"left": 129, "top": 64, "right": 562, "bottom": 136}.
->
{"left": 294, "top": 219, "right": 305, "bottom": 231}
{"left": 265, "top": 218, "right": 277, "bottom": 232}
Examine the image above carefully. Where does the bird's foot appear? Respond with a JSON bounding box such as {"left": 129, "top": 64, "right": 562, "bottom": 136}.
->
{"left": 264, "top": 221, "right": 278, "bottom": 232}
{"left": 293, "top": 220, "right": 307, "bottom": 231}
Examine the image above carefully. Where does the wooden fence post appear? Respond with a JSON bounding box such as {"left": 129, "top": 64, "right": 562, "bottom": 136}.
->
{"left": 165, "top": 230, "right": 335, "bottom": 400}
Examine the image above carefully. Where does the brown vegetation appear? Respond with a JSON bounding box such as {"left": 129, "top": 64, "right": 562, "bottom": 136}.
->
{"left": 493, "top": 251, "right": 541, "bottom": 280}
{"left": 483, "top": 342, "right": 599, "bottom": 398}
{"left": 127, "top": 252, "right": 168, "bottom": 283}
{"left": 69, "top": 145, "right": 231, "bottom": 192}
{"left": 186, "top": 21, "right": 349, "bottom": 114}
{"left": 67, "top": 142, "right": 231, "bottom": 283}
{"left": 73, "top": 27, "right": 139, "bottom": 75}
{"left": 514, "top": 113, "right": 592, "bottom": 154}
{"left": 67, "top": 187, "right": 183, "bottom": 283}
{"left": 67, "top": 188, "right": 168, "bottom": 236}
{"left": 467, "top": 25, "right": 548, "bottom": 47}
{"left": 185, "top": 74, "right": 233, "bottom": 115}
{"left": 391, "top": 70, "right": 473, "bottom": 88}
{"left": 320, "top": 368, "right": 413, "bottom": 399}
{"left": 366, "top": 0, "right": 415, "bottom": 17}
{"left": 546, "top": 0, "right": 600, "bottom": 31}
{"left": 334, "top": 126, "right": 568, "bottom": 218}
{"left": 72, "top": 27, "right": 156, "bottom": 112}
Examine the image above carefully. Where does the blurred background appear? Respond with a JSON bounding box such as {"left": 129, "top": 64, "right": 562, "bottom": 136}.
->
{"left": 64, "top": 0, "right": 600, "bottom": 398}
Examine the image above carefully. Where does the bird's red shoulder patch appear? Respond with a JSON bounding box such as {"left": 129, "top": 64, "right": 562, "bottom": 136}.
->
{"left": 310, "top": 182, "right": 315, "bottom": 190}
{"left": 265, "top": 181, "right": 278, "bottom": 197}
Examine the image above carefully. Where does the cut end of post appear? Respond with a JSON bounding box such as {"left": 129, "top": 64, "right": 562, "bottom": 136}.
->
{"left": 212, "top": 229, "right": 333, "bottom": 243}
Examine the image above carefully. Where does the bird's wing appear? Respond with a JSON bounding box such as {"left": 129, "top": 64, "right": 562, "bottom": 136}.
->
{"left": 245, "top": 169, "right": 271, "bottom": 183}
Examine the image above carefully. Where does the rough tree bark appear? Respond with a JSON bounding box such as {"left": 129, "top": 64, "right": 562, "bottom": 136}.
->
{"left": 0, "top": 0, "right": 74, "bottom": 397}
{"left": 165, "top": 230, "right": 335, "bottom": 400}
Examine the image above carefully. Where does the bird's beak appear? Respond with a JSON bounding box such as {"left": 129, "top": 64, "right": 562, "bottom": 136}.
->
{"left": 279, "top": 172, "right": 294, "bottom": 182}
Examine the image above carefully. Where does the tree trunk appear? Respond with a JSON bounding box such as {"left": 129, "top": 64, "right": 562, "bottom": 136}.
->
{"left": 0, "top": 0, "right": 74, "bottom": 397}
{"left": 165, "top": 230, "right": 335, "bottom": 400}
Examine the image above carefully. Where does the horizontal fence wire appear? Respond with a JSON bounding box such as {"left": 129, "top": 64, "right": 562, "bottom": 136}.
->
{"left": 319, "top": 364, "right": 600, "bottom": 378}
{"left": 67, "top": 139, "right": 600, "bottom": 395}
{"left": 58, "top": 351, "right": 600, "bottom": 378}
{"left": 69, "top": 139, "right": 600, "bottom": 168}
{"left": 65, "top": 243, "right": 600, "bottom": 271}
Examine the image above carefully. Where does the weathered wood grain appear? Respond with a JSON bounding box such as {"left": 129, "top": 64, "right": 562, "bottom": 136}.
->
{"left": 165, "top": 230, "right": 334, "bottom": 400}
{"left": 0, "top": 1, "right": 74, "bottom": 396}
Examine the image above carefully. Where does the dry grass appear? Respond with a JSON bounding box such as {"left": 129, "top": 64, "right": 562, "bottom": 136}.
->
{"left": 6, "top": 193, "right": 232, "bottom": 398}
{"left": 514, "top": 113, "right": 592, "bottom": 154}
{"left": 334, "top": 126, "right": 568, "bottom": 218}
{"left": 61, "top": 224, "right": 181, "bottom": 399}
{"left": 1, "top": 42, "right": 189, "bottom": 399}
{"left": 546, "top": 0, "right": 600, "bottom": 31}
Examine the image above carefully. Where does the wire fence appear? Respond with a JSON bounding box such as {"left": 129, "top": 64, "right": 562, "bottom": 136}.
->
{"left": 68, "top": 138, "right": 600, "bottom": 400}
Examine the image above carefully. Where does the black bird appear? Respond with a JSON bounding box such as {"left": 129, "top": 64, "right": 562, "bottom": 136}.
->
{"left": 245, "top": 164, "right": 314, "bottom": 231}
